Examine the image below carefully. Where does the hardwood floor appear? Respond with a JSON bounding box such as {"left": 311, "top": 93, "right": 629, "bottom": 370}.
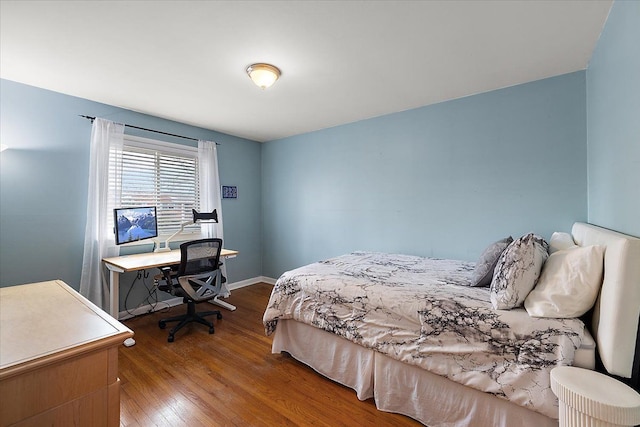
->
{"left": 119, "top": 283, "right": 421, "bottom": 427}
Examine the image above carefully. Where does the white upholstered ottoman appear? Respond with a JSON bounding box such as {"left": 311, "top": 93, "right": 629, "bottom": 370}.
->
{"left": 551, "top": 366, "right": 640, "bottom": 427}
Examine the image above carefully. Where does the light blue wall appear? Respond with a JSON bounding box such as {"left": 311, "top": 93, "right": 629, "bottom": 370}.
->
{"left": 4, "top": 0, "right": 635, "bottom": 312}
{"left": 0, "top": 80, "right": 263, "bottom": 309}
{"left": 586, "top": 0, "right": 640, "bottom": 237}
{"left": 262, "top": 72, "right": 588, "bottom": 278}
{"left": 9, "top": 13, "right": 635, "bottom": 294}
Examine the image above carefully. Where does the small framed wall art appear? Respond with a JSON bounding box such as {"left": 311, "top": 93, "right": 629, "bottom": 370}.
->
{"left": 222, "top": 185, "right": 238, "bottom": 199}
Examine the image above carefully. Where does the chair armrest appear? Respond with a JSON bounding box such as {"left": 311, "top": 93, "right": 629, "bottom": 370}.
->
{"left": 156, "top": 266, "right": 177, "bottom": 293}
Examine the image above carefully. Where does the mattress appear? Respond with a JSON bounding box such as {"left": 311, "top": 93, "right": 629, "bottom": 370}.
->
{"left": 264, "top": 251, "right": 587, "bottom": 418}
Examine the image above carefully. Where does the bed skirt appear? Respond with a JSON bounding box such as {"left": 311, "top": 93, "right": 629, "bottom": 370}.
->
{"left": 272, "top": 319, "right": 558, "bottom": 427}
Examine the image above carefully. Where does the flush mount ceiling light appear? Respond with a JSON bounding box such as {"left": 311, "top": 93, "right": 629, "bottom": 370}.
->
{"left": 246, "top": 63, "right": 281, "bottom": 89}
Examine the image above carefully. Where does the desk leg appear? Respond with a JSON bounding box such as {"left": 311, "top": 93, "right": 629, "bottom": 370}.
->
{"left": 212, "top": 296, "right": 236, "bottom": 311}
{"left": 107, "top": 268, "right": 136, "bottom": 346}
{"left": 214, "top": 256, "right": 237, "bottom": 311}
{"left": 109, "top": 269, "right": 120, "bottom": 319}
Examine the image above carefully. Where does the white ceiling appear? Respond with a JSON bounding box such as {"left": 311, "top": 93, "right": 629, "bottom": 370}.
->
{"left": 0, "top": 1, "right": 612, "bottom": 142}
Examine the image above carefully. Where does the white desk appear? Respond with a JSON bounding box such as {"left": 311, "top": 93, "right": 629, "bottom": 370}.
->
{"left": 103, "top": 248, "right": 238, "bottom": 319}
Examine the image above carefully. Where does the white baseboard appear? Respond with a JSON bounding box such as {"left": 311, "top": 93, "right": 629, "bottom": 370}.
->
{"left": 226, "top": 276, "right": 275, "bottom": 289}
{"left": 253, "top": 276, "right": 277, "bottom": 286}
{"left": 117, "top": 276, "right": 275, "bottom": 320}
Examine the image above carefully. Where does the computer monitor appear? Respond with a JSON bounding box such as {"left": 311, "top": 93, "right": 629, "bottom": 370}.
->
{"left": 113, "top": 206, "right": 158, "bottom": 245}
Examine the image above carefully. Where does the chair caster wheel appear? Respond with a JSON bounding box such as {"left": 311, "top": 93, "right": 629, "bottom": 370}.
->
{"left": 209, "top": 327, "right": 215, "bottom": 334}
{"left": 168, "top": 335, "right": 174, "bottom": 343}
{"left": 159, "top": 321, "right": 166, "bottom": 329}
{"left": 217, "top": 313, "right": 223, "bottom": 320}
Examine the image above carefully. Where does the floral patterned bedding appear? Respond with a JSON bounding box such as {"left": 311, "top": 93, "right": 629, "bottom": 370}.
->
{"left": 263, "top": 251, "right": 585, "bottom": 418}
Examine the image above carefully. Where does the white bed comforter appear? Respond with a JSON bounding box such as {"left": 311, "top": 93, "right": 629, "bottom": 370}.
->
{"left": 263, "top": 252, "right": 585, "bottom": 418}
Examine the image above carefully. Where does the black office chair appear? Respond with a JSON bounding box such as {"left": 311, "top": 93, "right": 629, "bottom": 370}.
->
{"left": 156, "top": 238, "right": 225, "bottom": 342}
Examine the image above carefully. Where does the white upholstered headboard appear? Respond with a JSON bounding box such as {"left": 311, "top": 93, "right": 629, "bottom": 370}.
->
{"left": 571, "top": 222, "right": 640, "bottom": 382}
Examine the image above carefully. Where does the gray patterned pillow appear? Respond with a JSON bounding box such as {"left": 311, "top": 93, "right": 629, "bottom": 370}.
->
{"left": 470, "top": 236, "right": 513, "bottom": 287}
{"left": 490, "top": 233, "right": 549, "bottom": 310}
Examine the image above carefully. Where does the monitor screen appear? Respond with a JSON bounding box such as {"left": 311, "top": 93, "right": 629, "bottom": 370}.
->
{"left": 113, "top": 206, "right": 158, "bottom": 245}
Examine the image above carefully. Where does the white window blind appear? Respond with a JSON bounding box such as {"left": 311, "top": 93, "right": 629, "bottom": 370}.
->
{"left": 109, "top": 135, "right": 201, "bottom": 240}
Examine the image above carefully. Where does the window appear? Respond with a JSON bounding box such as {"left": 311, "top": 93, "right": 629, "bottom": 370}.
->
{"left": 109, "top": 135, "right": 202, "bottom": 241}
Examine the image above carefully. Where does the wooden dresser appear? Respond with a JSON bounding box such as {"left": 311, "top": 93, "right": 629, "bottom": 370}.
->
{"left": 0, "top": 280, "right": 133, "bottom": 427}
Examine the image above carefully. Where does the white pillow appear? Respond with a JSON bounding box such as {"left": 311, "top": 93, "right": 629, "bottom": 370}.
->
{"left": 490, "top": 233, "right": 549, "bottom": 310}
{"left": 549, "top": 231, "right": 578, "bottom": 254}
{"left": 524, "top": 245, "right": 604, "bottom": 318}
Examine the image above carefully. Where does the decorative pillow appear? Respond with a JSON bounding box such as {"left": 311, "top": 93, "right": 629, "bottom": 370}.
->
{"left": 549, "top": 231, "right": 578, "bottom": 254}
{"left": 524, "top": 245, "right": 604, "bottom": 318}
{"left": 490, "top": 233, "right": 549, "bottom": 310}
{"left": 470, "top": 236, "right": 513, "bottom": 287}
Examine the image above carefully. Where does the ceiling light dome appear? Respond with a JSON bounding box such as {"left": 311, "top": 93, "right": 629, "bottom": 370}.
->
{"left": 246, "top": 63, "right": 281, "bottom": 89}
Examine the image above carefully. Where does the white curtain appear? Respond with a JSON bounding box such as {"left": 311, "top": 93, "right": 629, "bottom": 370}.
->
{"left": 79, "top": 118, "right": 124, "bottom": 310}
{"left": 198, "top": 140, "right": 228, "bottom": 282}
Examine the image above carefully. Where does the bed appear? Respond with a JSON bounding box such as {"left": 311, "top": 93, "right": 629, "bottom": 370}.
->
{"left": 263, "top": 222, "right": 640, "bottom": 426}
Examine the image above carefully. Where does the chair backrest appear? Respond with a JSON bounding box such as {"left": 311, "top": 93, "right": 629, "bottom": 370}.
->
{"left": 177, "top": 238, "right": 223, "bottom": 277}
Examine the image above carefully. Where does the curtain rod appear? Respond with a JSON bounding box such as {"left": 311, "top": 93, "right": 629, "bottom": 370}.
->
{"left": 80, "top": 115, "right": 219, "bottom": 144}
